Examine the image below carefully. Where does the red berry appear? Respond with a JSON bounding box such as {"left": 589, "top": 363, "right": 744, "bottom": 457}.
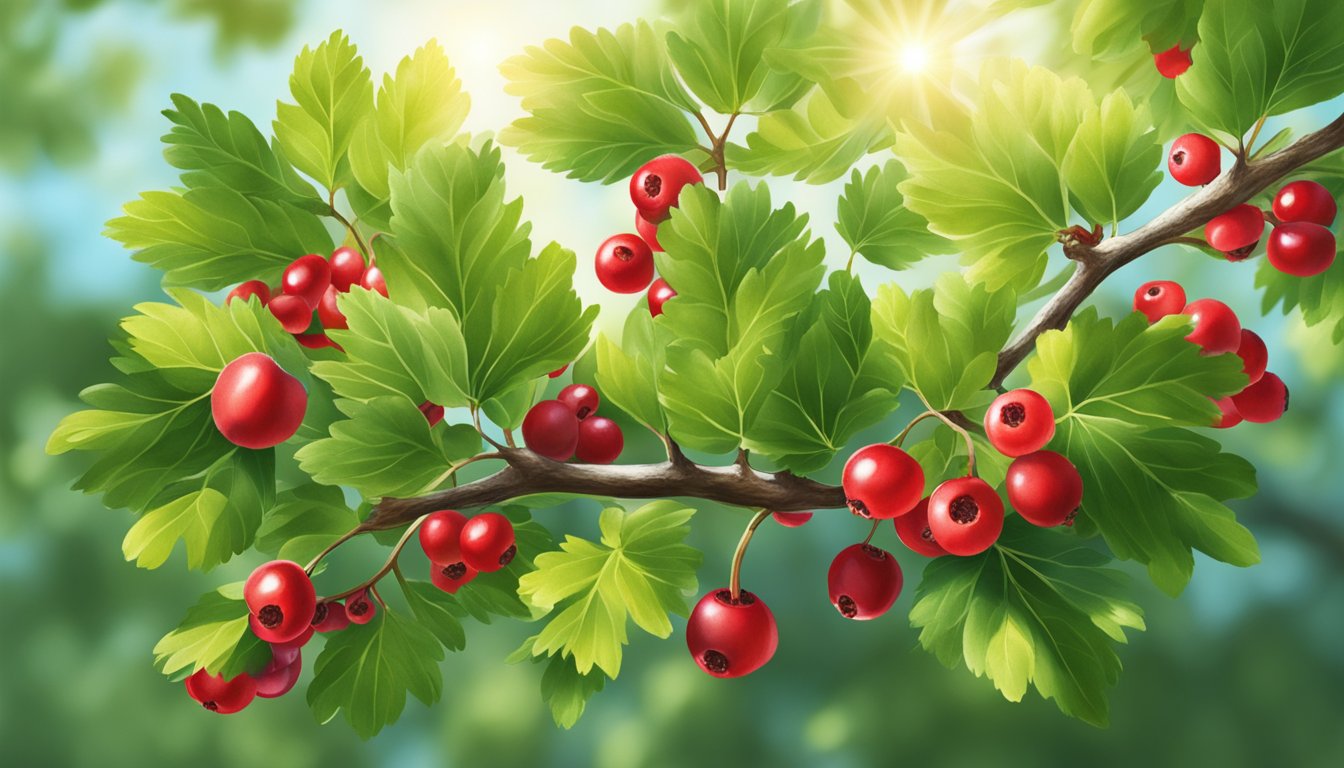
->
{"left": 282, "top": 254, "right": 331, "bottom": 309}
{"left": 418, "top": 401, "right": 444, "bottom": 427}
{"left": 1204, "top": 204, "right": 1265, "bottom": 260}
{"left": 575, "top": 416, "right": 623, "bottom": 464}
{"left": 459, "top": 512, "right": 516, "bottom": 573}
{"left": 557, "top": 384, "right": 600, "bottom": 420}
{"left": 595, "top": 234, "right": 655, "bottom": 293}
{"left": 629, "top": 155, "right": 703, "bottom": 220}
{"left": 1005, "top": 451, "right": 1083, "bottom": 528}
{"left": 1232, "top": 372, "right": 1289, "bottom": 423}
{"left": 227, "top": 280, "right": 272, "bottom": 306}
{"left": 1134, "top": 280, "right": 1188, "bottom": 323}
{"left": 827, "top": 544, "right": 903, "bottom": 620}
{"left": 310, "top": 601, "right": 349, "bottom": 633}
{"left": 548, "top": 364, "right": 569, "bottom": 379}
{"left": 329, "top": 246, "right": 367, "bottom": 291}
{"left": 430, "top": 560, "right": 478, "bottom": 594}
{"left": 345, "top": 589, "right": 377, "bottom": 625}
{"left": 267, "top": 625, "right": 312, "bottom": 667}
{"left": 295, "top": 332, "right": 342, "bottom": 352}
{"left": 841, "top": 443, "right": 925, "bottom": 520}
{"left": 1168, "top": 134, "right": 1220, "bottom": 186}
{"left": 268, "top": 293, "right": 313, "bottom": 334}
{"left": 317, "top": 286, "right": 347, "bottom": 330}
{"left": 185, "top": 669, "right": 256, "bottom": 714}
{"left": 1266, "top": 222, "right": 1336, "bottom": 277}
{"left": 1235, "top": 329, "right": 1268, "bottom": 386}
{"left": 244, "top": 560, "right": 317, "bottom": 643}
{"left": 927, "top": 477, "right": 1005, "bottom": 556}
{"left": 1273, "top": 180, "right": 1337, "bottom": 227}
{"left": 985, "top": 389, "right": 1056, "bottom": 457}
{"left": 635, "top": 212, "right": 663, "bottom": 251}
{"left": 521, "top": 400, "right": 580, "bottom": 461}
{"left": 419, "top": 510, "right": 469, "bottom": 565}
{"left": 360, "top": 265, "right": 388, "bottom": 297}
{"left": 647, "top": 278, "right": 677, "bottom": 317}
{"left": 1183, "top": 299, "right": 1242, "bottom": 355}
{"left": 772, "top": 511, "right": 813, "bottom": 527}
{"left": 893, "top": 498, "right": 947, "bottom": 558}
{"left": 685, "top": 589, "right": 777, "bottom": 678}
{"left": 211, "top": 353, "right": 307, "bottom": 449}
{"left": 253, "top": 651, "right": 302, "bottom": 699}
{"left": 1211, "top": 396, "right": 1242, "bottom": 429}
{"left": 1153, "top": 44, "right": 1192, "bottom": 78}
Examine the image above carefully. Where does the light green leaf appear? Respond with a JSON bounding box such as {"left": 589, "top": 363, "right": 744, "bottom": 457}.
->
{"left": 273, "top": 30, "right": 374, "bottom": 191}
{"left": 255, "top": 482, "right": 361, "bottom": 565}
{"left": 596, "top": 309, "right": 671, "bottom": 434}
{"left": 727, "top": 88, "right": 893, "bottom": 184}
{"left": 153, "top": 585, "right": 271, "bottom": 679}
{"left": 835, "top": 159, "right": 955, "bottom": 270}
{"left": 1062, "top": 89, "right": 1162, "bottom": 227}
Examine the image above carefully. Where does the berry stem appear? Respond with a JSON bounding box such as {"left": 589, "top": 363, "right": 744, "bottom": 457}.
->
{"left": 861, "top": 519, "right": 880, "bottom": 546}
{"left": 919, "top": 393, "right": 977, "bottom": 476}
{"left": 729, "top": 509, "right": 771, "bottom": 601}
{"left": 891, "top": 410, "right": 940, "bottom": 447}
{"left": 305, "top": 522, "right": 372, "bottom": 574}
{"left": 471, "top": 407, "right": 507, "bottom": 451}
{"left": 327, "top": 189, "right": 371, "bottom": 259}
{"left": 320, "top": 515, "right": 428, "bottom": 603}
{"left": 692, "top": 110, "right": 739, "bottom": 191}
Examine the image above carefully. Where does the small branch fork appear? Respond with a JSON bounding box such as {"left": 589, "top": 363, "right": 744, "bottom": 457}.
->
{"left": 694, "top": 111, "right": 739, "bottom": 191}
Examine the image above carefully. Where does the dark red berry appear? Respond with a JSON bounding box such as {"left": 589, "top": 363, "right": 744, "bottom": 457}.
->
{"left": 185, "top": 669, "right": 256, "bottom": 714}
{"left": 267, "top": 625, "right": 312, "bottom": 668}
{"left": 418, "top": 401, "right": 444, "bottom": 427}
{"left": 282, "top": 254, "right": 331, "bottom": 309}
{"left": 927, "top": 477, "right": 1005, "bottom": 556}
{"left": 268, "top": 293, "right": 313, "bottom": 334}
{"left": 430, "top": 561, "right": 478, "bottom": 594}
{"left": 522, "top": 400, "right": 580, "bottom": 461}
{"left": 575, "top": 416, "right": 623, "bottom": 464}
{"left": 1266, "top": 222, "right": 1336, "bottom": 277}
{"left": 211, "top": 353, "right": 307, "bottom": 450}
{"left": 635, "top": 212, "right": 663, "bottom": 251}
{"left": 1134, "top": 280, "right": 1188, "bottom": 323}
{"left": 1154, "top": 44, "right": 1192, "bottom": 78}
{"left": 311, "top": 601, "right": 349, "bottom": 633}
{"left": 329, "top": 246, "right": 367, "bottom": 291}
{"left": 595, "top": 234, "right": 655, "bottom": 294}
{"left": 629, "top": 155, "right": 703, "bottom": 220}
{"left": 1232, "top": 372, "right": 1289, "bottom": 423}
{"left": 548, "top": 364, "right": 569, "bottom": 379}
{"left": 1205, "top": 204, "right": 1265, "bottom": 261}
{"left": 359, "top": 265, "right": 388, "bottom": 297}
{"left": 295, "top": 332, "right": 342, "bottom": 352}
{"left": 345, "top": 589, "right": 377, "bottom": 625}
{"left": 459, "top": 512, "right": 516, "bottom": 573}
{"left": 226, "top": 280, "right": 271, "bottom": 306}
{"left": 317, "top": 285, "right": 347, "bottom": 330}
{"left": 1183, "top": 299, "right": 1241, "bottom": 355}
{"left": 647, "top": 278, "right": 677, "bottom": 317}
{"left": 685, "top": 589, "right": 777, "bottom": 678}
{"left": 841, "top": 443, "right": 925, "bottom": 520}
{"left": 1235, "top": 329, "right": 1268, "bottom": 386}
{"left": 1005, "top": 451, "right": 1083, "bottom": 528}
{"left": 419, "top": 510, "right": 469, "bottom": 565}
{"left": 557, "top": 384, "right": 599, "bottom": 420}
{"left": 985, "top": 389, "right": 1056, "bottom": 457}
{"left": 1211, "top": 396, "right": 1242, "bottom": 429}
{"left": 254, "top": 650, "right": 302, "bottom": 699}
{"left": 827, "top": 544, "right": 903, "bottom": 620}
{"left": 1273, "top": 180, "right": 1337, "bottom": 227}
{"left": 772, "top": 511, "right": 813, "bottom": 527}
{"left": 1168, "top": 134, "right": 1220, "bottom": 186}
{"left": 893, "top": 497, "right": 947, "bottom": 558}
{"left": 244, "top": 560, "right": 317, "bottom": 643}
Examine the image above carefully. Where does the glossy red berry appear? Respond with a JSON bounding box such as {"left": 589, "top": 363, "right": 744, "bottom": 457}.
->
{"left": 1211, "top": 396, "right": 1242, "bottom": 429}
{"left": 772, "top": 511, "right": 813, "bottom": 527}
{"left": 227, "top": 280, "right": 272, "bottom": 306}
{"left": 647, "top": 278, "right": 677, "bottom": 317}
{"left": 430, "top": 560, "right": 478, "bottom": 594}
{"left": 893, "top": 498, "right": 947, "bottom": 558}
{"left": 1235, "top": 329, "right": 1268, "bottom": 386}
{"left": 1266, "top": 222, "right": 1336, "bottom": 277}
{"left": 268, "top": 293, "right": 313, "bottom": 334}
{"left": 635, "top": 212, "right": 663, "bottom": 251}
{"left": 282, "top": 254, "right": 331, "bottom": 308}
{"left": 1183, "top": 299, "right": 1242, "bottom": 355}
{"left": 253, "top": 651, "right": 302, "bottom": 699}
{"left": 557, "top": 384, "right": 600, "bottom": 420}
{"left": 211, "top": 353, "right": 307, "bottom": 450}
{"left": 575, "top": 416, "right": 623, "bottom": 464}
{"left": 985, "top": 389, "right": 1056, "bottom": 457}
{"left": 267, "top": 625, "right": 312, "bottom": 667}
{"left": 548, "top": 364, "right": 569, "bottom": 379}
{"left": 595, "top": 234, "right": 655, "bottom": 294}
{"left": 841, "top": 443, "right": 925, "bottom": 520}
{"left": 1153, "top": 44, "right": 1192, "bottom": 78}
{"left": 630, "top": 155, "right": 703, "bottom": 220}
{"left": 927, "top": 477, "right": 1005, "bottom": 556}
{"left": 1134, "top": 280, "right": 1188, "bottom": 323}
{"left": 686, "top": 589, "right": 777, "bottom": 678}
{"left": 1205, "top": 204, "right": 1265, "bottom": 260}
{"left": 418, "top": 401, "right": 444, "bottom": 427}
{"left": 1005, "top": 451, "right": 1083, "bottom": 528}
{"left": 1168, "top": 134, "right": 1220, "bottom": 186}
{"left": 827, "top": 544, "right": 903, "bottom": 620}
{"left": 317, "top": 286, "right": 347, "bottom": 330}
{"left": 1273, "top": 180, "right": 1337, "bottom": 227}
{"left": 360, "top": 265, "right": 388, "bottom": 297}
{"left": 185, "top": 669, "right": 256, "bottom": 714}
{"left": 244, "top": 560, "right": 317, "bottom": 643}
{"left": 295, "top": 332, "right": 342, "bottom": 352}
{"left": 328, "top": 246, "right": 367, "bottom": 291}
{"left": 522, "top": 400, "right": 580, "bottom": 461}
{"left": 310, "top": 601, "right": 349, "bottom": 633}
{"left": 345, "top": 589, "right": 377, "bottom": 625}
{"left": 419, "top": 510, "right": 469, "bottom": 565}
{"left": 460, "top": 512, "right": 516, "bottom": 573}
{"left": 1232, "top": 371, "right": 1289, "bottom": 423}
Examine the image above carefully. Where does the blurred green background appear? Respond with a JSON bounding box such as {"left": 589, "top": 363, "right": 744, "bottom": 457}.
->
{"left": 4, "top": 1, "right": 1343, "bottom": 766}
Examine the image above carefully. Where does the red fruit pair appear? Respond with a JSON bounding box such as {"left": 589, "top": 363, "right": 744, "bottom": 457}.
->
{"left": 827, "top": 544, "right": 902, "bottom": 620}
{"left": 522, "top": 385, "right": 623, "bottom": 463}
{"left": 1267, "top": 180, "right": 1335, "bottom": 276}
{"left": 686, "top": 589, "right": 777, "bottom": 678}
{"left": 419, "top": 509, "right": 516, "bottom": 580}
{"left": 243, "top": 560, "right": 317, "bottom": 643}
{"left": 212, "top": 353, "right": 308, "bottom": 449}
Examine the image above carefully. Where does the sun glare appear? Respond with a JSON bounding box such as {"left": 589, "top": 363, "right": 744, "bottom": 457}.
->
{"left": 899, "top": 44, "right": 931, "bottom": 74}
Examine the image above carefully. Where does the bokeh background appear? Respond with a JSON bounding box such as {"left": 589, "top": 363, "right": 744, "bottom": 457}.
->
{"left": 4, "top": 1, "right": 1343, "bottom": 766}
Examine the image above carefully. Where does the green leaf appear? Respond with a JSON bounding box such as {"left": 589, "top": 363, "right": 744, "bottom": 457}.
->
{"left": 1176, "top": 0, "right": 1344, "bottom": 139}
{"left": 726, "top": 88, "right": 894, "bottom": 184}
{"left": 541, "top": 653, "right": 606, "bottom": 729}
{"left": 871, "top": 274, "right": 1016, "bottom": 411}
{"left": 911, "top": 518, "right": 1145, "bottom": 727}
{"left": 1257, "top": 249, "right": 1344, "bottom": 343}
{"left": 835, "top": 159, "right": 955, "bottom": 270}
{"left": 401, "top": 580, "right": 467, "bottom": 651}
{"left": 273, "top": 30, "right": 374, "bottom": 192}
{"left": 596, "top": 309, "right": 671, "bottom": 434}
{"left": 308, "top": 608, "right": 444, "bottom": 739}
{"left": 153, "top": 585, "right": 271, "bottom": 679}
{"left": 518, "top": 502, "right": 701, "bottom": 677}
{"left": 1070, "top": 0, "right": 1201, "bottom": 58}
{"left": 1062, "top": 89, "right": 1162, "bottom": 227}
{"left": 499, "top": 22, "right": 701, "bottom": 183}
{"left": 666, "top": 0, "right": 820, "bottom": 114}
{"left": 255, "top": 482, "right": 361, "bottom": 565}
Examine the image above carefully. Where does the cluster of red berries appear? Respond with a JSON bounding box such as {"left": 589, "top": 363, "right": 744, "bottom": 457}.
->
{"left": 520, "top": 384, "right": 624, "bottom": 464}
{"left": 1134, "top": 280, "right": 1288, "bottom": 426}
{"left": 419, "top": 510, "right": 517, "bottom": 593}
{"left": 226, "top": 246, "right": 388, "bottom": 350}
{"left": 594, "top": 155, "right": 699, "bottom": 316}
